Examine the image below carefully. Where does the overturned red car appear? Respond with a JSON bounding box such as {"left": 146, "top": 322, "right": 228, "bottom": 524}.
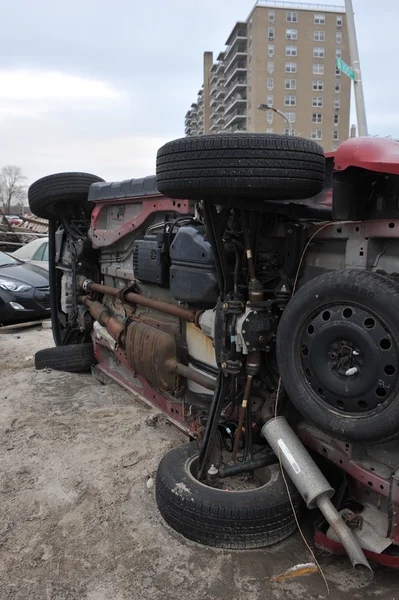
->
{"left": 29, "top": 134, "right": 399, "bottom": 574}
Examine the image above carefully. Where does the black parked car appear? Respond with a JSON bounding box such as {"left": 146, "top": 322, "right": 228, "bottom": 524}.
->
{"left": 0, "top": 251, "right": 50, "bottom": 324}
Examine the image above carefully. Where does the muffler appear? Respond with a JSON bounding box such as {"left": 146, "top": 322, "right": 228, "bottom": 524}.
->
{"left": 262, "top": 417, "right": 373, "bottom": 578}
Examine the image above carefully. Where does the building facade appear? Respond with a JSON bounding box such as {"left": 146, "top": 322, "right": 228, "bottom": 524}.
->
{"left": 184, "top": 1, "right": 351, "bottom": 151}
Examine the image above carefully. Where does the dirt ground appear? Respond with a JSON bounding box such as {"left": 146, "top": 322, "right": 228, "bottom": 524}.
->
{"left": 0, "top": 324, "right": 398, "bottom": 600}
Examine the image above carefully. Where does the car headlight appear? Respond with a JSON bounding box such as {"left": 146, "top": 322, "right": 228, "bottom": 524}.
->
{"left": 0, "top": 278, "right": 31, "bottom": 292}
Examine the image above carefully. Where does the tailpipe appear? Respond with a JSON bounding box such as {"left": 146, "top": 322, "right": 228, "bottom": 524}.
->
{"left": 262, "top": 417, "right": 373, "bottom": 578}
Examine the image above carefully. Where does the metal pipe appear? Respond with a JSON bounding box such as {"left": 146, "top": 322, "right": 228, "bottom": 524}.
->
{"left": 78, "top": 296, "right": 124, "bottom": 342}
{"left": 262, "top": 417, "right": 373, "bottom": 577}
{"left": 345, "top": 0, "right": 368, "bottom": 136}
{"left": 197, "top": 373, "right": 231, "bottom": 480}
{"left": 81, "top": 280, "right": 198, "bottom": 323}
{"left": 218, "top": 453, "right": 277, "bottom": 478}
{"left": 231, "top": 374, "right": 253, "bottom": 462}
{"left": 172, "top": 362, "right": 217, "bottom": 391}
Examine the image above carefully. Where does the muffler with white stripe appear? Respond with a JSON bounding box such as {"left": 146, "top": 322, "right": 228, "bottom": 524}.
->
{"left": 262, "top": 416, "right": 373, "bottom": 577}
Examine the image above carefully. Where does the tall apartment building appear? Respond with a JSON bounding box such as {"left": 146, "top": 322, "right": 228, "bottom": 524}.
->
{"left": 184, "top": 1, "right": 351, "bottom": 151}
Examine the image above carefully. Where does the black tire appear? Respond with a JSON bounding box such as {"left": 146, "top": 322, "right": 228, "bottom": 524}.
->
{"left": 277, "top": 270, "right": 399, "bottom": 443}
{"left": 155, "top": 442, "right": 303, "bottom": 549}
{"left": 156, "top": 134, "right": 325, "bottom": 202}
{"left": 35, "top": 343, "right": 95, "bottom": 372}
{"left": 28, "top": 172, "right": 104, "bottom": 219}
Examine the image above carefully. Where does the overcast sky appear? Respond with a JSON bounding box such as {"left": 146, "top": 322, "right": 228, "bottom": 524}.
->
{"left": 0, "top": 0, "right": 396, "bottom": 185}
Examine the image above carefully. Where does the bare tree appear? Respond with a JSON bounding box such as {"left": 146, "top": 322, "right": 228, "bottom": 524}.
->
{"left": 0, "top": 165, "right": 27, "bottom": 214}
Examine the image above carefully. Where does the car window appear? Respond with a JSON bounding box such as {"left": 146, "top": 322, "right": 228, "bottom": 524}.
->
{"left": 33, "top": 243, "right": 45, "bottom": 261}
{"left": 42, "top": 242, "right": 49, "bottom": 261}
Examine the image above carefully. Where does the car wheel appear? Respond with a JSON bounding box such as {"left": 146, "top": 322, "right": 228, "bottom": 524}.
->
{"left": 156, "top": 134, "right": 325, "bottom": 202}
{"left": 277, "top": 270, "right": 399, "bottom": 443}
{"left": 28, "top": 172, "right": 104, "bottom": 219}
{"left": 35, "top": 343, "right": 95, "bottom": 372}
{"left": 155, "top": 442, "right": 303, "bottom": 549}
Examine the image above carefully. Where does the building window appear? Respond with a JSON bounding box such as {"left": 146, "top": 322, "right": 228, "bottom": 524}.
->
{"left": 312, "top": 80, "right": 324, "bottom": 91}
{"left": 284, "top": 112, "right": 296, "bottom": 123}
{"left": 286, "top": 45, "right": 297, "bottom": 57}
{"left": 268, "top": 60, "right": 274, "bottom": 73}
{"left": 334, "top": 97, "right": 340, "bottom": 109}
{"left": 285, "top": 78, "right": 296, "bottom": 90}
{"left": 286, "top": 28, "right": 298, "bottom": 40}
{"left": 332, "top": 144, "right": 339, "bottom": 151}
{"left": 335, "top": 82, "right": 341, "bottom": 93}
{"left": 285, "top": 62, "right": 297, "bottom": 73}
{"left": 269, "top": 10, "right": 275, "bottom": 22}
{"left": 267, "top": 110, "right": 273, "bottom": 124}
{"left": 336, "top": 67, "right": 341, "bottom": 77}
{"left": 333, "top": 130, "right": 339, "bottom": 141}
{"left": 268, "top": 44, "right": 275, "bottom": 57}
{"left": 267, "top": 77, "right": 274, "bottom": 90}
{"left": 284, "top": 95, "right": 296, "bottom": 106}
{"left": 334, "top": 114, "right": 339, "bottom": 125}
{"left": 311, "top": 129, "right": 323, "bottom": 140}
{"left": 312, "top": 113, "right": 323, "bottom": 123}
{"left": 313, "top": 63, "right": 325, "bottom": 75}
{"left": 284, "top": 128, "right": 295, "bottom": 135}
{"left": 312, "top": 97, "right": 323, "bottom": 107}
{"left": 336, "top": 31, "right": 343, "bottom": 44}
{"left": 266, "top": 127, "right": 273, "bottom": 134}
{"left": 267, "top": 94, "right": 274, "bottom": 106}
{"left": 313, "top": 47, "right": 325, "bottom": 58}
{"left": 337, "top": 16, "right": 343, "bottom": 28}
{"left": 268, "top": 27, "right": 275, "bottom": 40}
{"left": 314, "top": 14, "right": 325, "bottom": 25}
{"left": 286, "top": 11, "right": 298, "bottom": 23}
{"left": 336, "top": 48, "right": 342, "bottom": 58}
{"left": 314, "top": 30, "right": 325, "bottom": 42}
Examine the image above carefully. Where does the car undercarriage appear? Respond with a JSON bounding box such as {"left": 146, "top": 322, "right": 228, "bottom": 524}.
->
{"left": 29, "top": 134, "right": 399, "bottom": 574}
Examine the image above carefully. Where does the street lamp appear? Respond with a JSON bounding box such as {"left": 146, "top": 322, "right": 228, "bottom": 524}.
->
{"left": 258, "top": 104, "right": 293, "bottom": 136}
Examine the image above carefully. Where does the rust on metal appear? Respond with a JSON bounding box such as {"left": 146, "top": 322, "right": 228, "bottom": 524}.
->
{"left": 82, "top": 280, "right": 199, "bottom": 323}
{"left": 78, "top": 296, "right": 125, "bottom": 343}
{"left": 172, "top": 362, "right": 217, "bottom": 391}
{"left": 125, "top": 321, "right": 178, "bottom": 391}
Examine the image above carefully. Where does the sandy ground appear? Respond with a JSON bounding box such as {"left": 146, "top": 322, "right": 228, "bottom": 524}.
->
{"left": 0, "top": 324, "right": 398, "bottom": 600}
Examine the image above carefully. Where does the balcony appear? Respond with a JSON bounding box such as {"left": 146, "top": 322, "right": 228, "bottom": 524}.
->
{"left": 224, "top": 110, "right": 246, "bottom": 130}
{"left": 224, "top": 36, "right": 248, "bottom": 62}
{"left": 225, "top": 64, "right": 247, "bottom": 87}
{"left": 215, "top": 114, "right": 225, "bottom": 126}
{"left": 210, "top": 72, "right": 218, "bottom": 84}
{"left": 215, "top": 88, "right": 226, "bottom": 100}
{"left": 225, "top": 51, "right": 248, "bottom": 74}
{"left": 210, "top": 96, "right": 219, "bottom": 108}
{"left": 224, "top": 78, "right": 247, "bottom": 103}
{"left": 225, "top": 125, "right": 247, "bottom": 134}
{"left": 215, "top": 62, "right": 225, "bottom": 75}
{"left": 224, "top": 96, "right": 246, "bottom": 116}
{"left": 225, "top": 21, "right": 247, "bottom": 46}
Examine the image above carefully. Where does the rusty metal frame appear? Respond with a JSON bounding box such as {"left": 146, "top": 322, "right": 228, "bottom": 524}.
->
{"left": 298, "top": 423, "right": 399, "bottom": 544}
{"left": 90, "top": 195, "right": 191, "bottom": 248}
{"left": 93, "top": 338, "right": 199, "bottom": 435}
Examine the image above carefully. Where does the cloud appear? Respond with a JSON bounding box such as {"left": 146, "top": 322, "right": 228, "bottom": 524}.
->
{"left": 0, "top": 69, "right": 120, "bottom": 100}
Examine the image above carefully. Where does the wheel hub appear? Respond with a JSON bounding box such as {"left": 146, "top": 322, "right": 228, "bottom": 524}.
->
{"left": 299, "top": 304, "right": 398, "bottom": 414}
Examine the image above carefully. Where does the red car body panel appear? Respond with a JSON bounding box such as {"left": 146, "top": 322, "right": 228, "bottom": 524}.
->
{"left": 334, "top": 137, "right": 399, "bottom": 175}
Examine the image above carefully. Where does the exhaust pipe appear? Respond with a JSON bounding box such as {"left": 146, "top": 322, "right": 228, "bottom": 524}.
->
{"left": 262, "top": 417, "right": 373, "bottom": 578}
